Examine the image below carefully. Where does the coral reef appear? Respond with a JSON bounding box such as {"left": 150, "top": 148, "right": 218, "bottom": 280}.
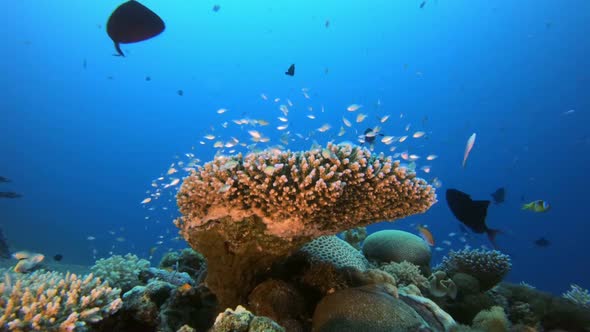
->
{"left": 91, "top": 254, "right": 150, "bottom": 293}
{"left": 340, "top": 226, "right": 367, "bottom": 250}
{"left": 379, "top": 261, "right": 428, "bottom": 288}
{"left": 492, "top": 282, "right": 590, "bottom": 331}
{"left": 296, "top": 235, "right": 369, "bottom": 271}
{"left": 159, "top": 249, "right": 206, "bottom": 282}
{"left": 247, "top": 279, "right": 306, "bottom": 331}
{"left": 362, "top": 230, "right": 432, "bottom": 272}
{"left": 175, "top": 142, "right": 436, "bottom": 308}
{"left": 436, "top": 249, "right": 511, "bottom": 291}
{"left": 471, "top": 306, "right": 510, "bottom": 331}
{"left": 428, "top": 271, "right": 458, "bottom": 299}
{"left": 562, "top": 284, "right": 590, "bottom": 309}
{"left": 0, "top": 270, "right": 122, "bottom": 331}
{"left": 210, "top": 305, "right": 285, "bottom": 332}
{"left": 312, "top": 283, "right": 455, "bottom": 331}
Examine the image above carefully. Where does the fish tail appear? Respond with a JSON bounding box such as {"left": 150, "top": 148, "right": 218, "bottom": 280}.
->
{"left": 486, "top": 228, "right": 503, "bottom": 249}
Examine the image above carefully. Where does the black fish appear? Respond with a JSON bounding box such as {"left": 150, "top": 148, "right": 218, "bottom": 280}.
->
{"left": 53, "top": 254, "right": 63, "bottom": 261}
{"left": 446, "top": 189, "right": 502, "bottom": 248}
{"left": 534, "top": 237, "right": 550, "bottom": 247}
{"left": 0, "top": 192, "right": 22, "bottom": 199}
{"left": 0, "top": 176, "right": 10, "bottom": 183}
{"left": 0, "top": 228, "right": 9, "bottom": 259}
{"left": 107, "top": 0, "right": 166, "bottom": 56}
{"left": 491, "top": 187, "right": 506, "bottom": 204}
{"left": 363, "top": 128, "right": 384, "bottom": 144}
{"left": 285, "top": 64, "right": 295, "bottom": 76}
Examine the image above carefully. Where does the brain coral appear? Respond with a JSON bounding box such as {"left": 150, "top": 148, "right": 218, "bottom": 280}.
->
{"left": 297, "top": 235, "right": 369, "bottom": 271}
{"left": 362, "top": 230, "right": 432, "bottom": 268}
{"left": 175, "top": 142, "right": 436, "bottom": 309}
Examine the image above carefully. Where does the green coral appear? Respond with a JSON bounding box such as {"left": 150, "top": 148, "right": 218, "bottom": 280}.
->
{"left": 91, "top": 253, "right": 150, "bottom": 293}
{"left": 472, "top": 306, "right": 510, "bottom": 332}
{"left": 362, "top": 230, "right": 431, "bottom": 272}
{"left": 210, "top": 306, "right": 284, "bottom": 332}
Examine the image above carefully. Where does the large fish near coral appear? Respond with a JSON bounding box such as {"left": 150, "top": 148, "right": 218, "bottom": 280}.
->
{"left": 445, "top": 189, "right": 502, "bottom": 248}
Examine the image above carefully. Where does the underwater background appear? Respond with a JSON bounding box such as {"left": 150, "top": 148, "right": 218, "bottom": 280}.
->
{"left": 0, "top": 0, "right": 589, "bottom": 298}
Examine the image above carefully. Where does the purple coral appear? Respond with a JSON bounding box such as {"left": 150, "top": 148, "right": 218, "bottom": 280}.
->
{"left": 437, "top": 249, "right": 511, "bottom": 291}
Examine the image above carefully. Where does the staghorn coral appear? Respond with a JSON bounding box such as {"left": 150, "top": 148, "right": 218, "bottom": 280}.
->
{"left": 436, "top": 249, "right": 511, "bottom": 291}
{"left": 175, "top": 142, "right": 436, "bottom": 308}
{"left": 91, "top": 253, "right": 150, "bottom": 293}
{"left": 0, "top": 270, "right": 122, "bottom": 331}
{"left": 562, "top": 284, "right": 590, "bottom": 309}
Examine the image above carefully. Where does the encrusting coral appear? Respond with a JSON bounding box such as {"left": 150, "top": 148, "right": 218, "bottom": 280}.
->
{"left": 379, "top": 261, "right": 428, "bottom": 288}
{"left": 0, "top": 270, "right": 122, "bottom": 331}
{"left": 175, "top": 142, "right": 436, "bottom": 308}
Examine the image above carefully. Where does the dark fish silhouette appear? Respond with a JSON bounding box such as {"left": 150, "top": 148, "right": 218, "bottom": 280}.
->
{"left": 0, "top": 192, "right": 22, "bottom": 199}
{"left": 363, "top": 128, "right": 384, "bottom": 144}
{"left": 420, "top": 1, "right": 426, "bottom": 8}
{"left": 0, "top": 176, "right": 10, "bottom": 183}
{"left": 285, "top": 64, "right": 295, "bottom": 76}
{"left": 446, "top": 189, "right": 502, "bottom": 248}
{"left": 107, "top": 0, "right": 165, "bottom": 56}
{"left": 534, "top": 237, "right": 550, "bottom": 247}
{"left": 0, "top": 228, "right": 9, "bottom": 259}
{"left": 212, "top": 4, "right": 221, "bottom": 12}
{"left": 491, "top": 187, "right": 506, "bottom": 204}
{"left": 53, "top": 254, "right": 64, "bottom": 261}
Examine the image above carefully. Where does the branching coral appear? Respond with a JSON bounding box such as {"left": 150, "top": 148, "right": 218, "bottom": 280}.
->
{"left": 379, "top": 261, "right": 428, "bottom": 288}
{"left": 0, "top": 270, "right": 122, "bottom": 331}
{"left": 91, "top": 253, "right": 150, "bottom": 293}
{"left": 175, "top": 143, "right": 436, "bottom": 309}
{"left": 562, "top": 284, "right": 590, "bottom": 309}
{"left": 436, "top": 249, "right": 511, "bottom": 291}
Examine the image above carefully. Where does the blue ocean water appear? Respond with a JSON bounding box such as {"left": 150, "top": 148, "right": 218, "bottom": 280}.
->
{"left": 0, "top": 0, "right": 588, "bottom": 296}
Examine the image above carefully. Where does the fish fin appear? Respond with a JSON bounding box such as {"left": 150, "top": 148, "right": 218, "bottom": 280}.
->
{"left": 521, "top": 203, "right": 530, "bottom": 210}
{"left": 114, "top": 42, "right": 125, "bottom": 57}
{"left": 486, "top": 228, "right": 503, "bottom": 249}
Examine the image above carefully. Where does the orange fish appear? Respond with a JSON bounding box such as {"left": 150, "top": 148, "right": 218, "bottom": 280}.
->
{"left": 178, "top": 283, "right": 192, "bottom": 294}
{"left": 462, "top": 133, "right": 476, "bottom": 168}
{"left": 417, "top": 225, "right": 435, "bottom": 246}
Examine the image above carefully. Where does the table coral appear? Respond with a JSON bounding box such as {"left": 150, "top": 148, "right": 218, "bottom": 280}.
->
{"left": 0, "top": 270, "right": 122, "bottom": 331}
{"left": 175, "top": 143, "right": 436, "bottom": 309}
